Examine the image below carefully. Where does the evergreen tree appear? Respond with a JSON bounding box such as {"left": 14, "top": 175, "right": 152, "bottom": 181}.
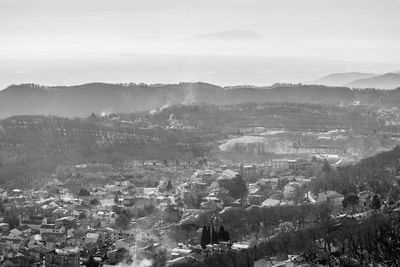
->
{"left": 218, "top": 225, "right": 228, "bottom": 241}
{"left": 322, "top": 159, "right": 331, "bottom": 173}
{"left": 371, "top": 194, "right": 381, "bottom": 211}
{"left": 212, "top": 226, "right": 219, "bottom": 244}
{"left": 87, "top": 255, "right": 99, "bottom": 267}
{"left": 225, "top": 231, "right": 230, "bottom": 241}
{"left": 200, "top": 225, "right": 210, "bottom": 249}
{"left": 166, "top": 180, "right": 173, "bottom": 191}
{"left": 114, "top": 194, "right": 119, "bottom": 204}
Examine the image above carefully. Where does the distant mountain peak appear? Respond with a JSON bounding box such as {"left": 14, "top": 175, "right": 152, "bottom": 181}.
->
{"left": 192, "top": 29, "right": 264, "bottom": 40}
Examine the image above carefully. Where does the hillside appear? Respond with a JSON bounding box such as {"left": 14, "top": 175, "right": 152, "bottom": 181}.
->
{"left": 345, "top": 72, "right": 400, "bottom": 89}
{"left": 0, "top": 114, "right": 214, "bottom": 188}
{"left": 0, "top": 82, "right": 375, "bottom": 118}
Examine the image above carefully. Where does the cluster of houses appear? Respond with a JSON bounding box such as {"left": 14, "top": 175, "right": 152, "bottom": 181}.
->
{"left": 0, "top": 178, "right": 166, "bottom": 266}
{"left": 0, "top": 156, "right": 361, "bottom": 266}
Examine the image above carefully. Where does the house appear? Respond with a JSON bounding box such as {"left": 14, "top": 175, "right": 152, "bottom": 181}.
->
{"left": 20, "top": 220, "right": 42, "bottom": 231}
{"left": 143, "top": 187, "right": 158, "bottom": 196}
{"left": 40, "top": 224, "right": 65, "bottom": 235}
{"left": 31, "top": 190, "right": 49, "bottom": 200}
{"left": 41, "top": 233, "right": 67, "bottom": 250}
{"left": 7, "top": 229, "right": 23, "bottom": 239}
{"left": 201, "top": 196, "right": 223, "bottom": 210}
{"left": 1, "top": 256, "right": 29, "bottom": 267}
{"left": 72, "top": 209, "right": 85, "bottom": 219}
{"left": 0, "top": 188, "right": 7, "bottom": 199}
{"left": 259, "top": 178, "right": 279, "bottom": 190}
{"left": 283, "top": 182, "right": 300, "bottom": 200}
{"left": 115, "top": 237, "right": 136, "bottom": 251}
{"left": 248, "top": 193, "right": 263, "bottom": 205}
{"left": 109, "top": 229, "right": 136, "bottom": 241}
{"left": 29, "top": 216, "right": 47, "bottom": 224}
{"left": 55, "top": 216, "right": 77, "bottom": 229}
{"left": 243, "top": 165, "right": 257, "bottom": 179}
{"left": 52, "top": 207, "right": 70, "bottom": 219}
{"left": 261, "top": 199, "right": 280, "bottom": 207}
{"left": 16, "top": 225, "right": 31, "bottom": 235}
{"left": 249, "top": 183, "right": 264, "bottom": 196}
{"left": 45, "top": 248, "right": 80, "bottom": 267}
{"left": 191, "top": 169, "right": 216, "bottom": 184}
{"left": 271, "top": 255, "right": 304, "bottom": 267}
{"left": 0, "top": 237, "right": 24, "bottom": 251}
{"left": 93, "top": 210, "right": 117, "bottom": 227}
{"left": 190, "top": 182, "right": 208, "bottom": 194}
{"left": 84, "top": 232, "right": 99, "bottom": 245}
{"left": 266, "top": 159, "right": 289, "bottom": 171}
{"left": 27, "top": 236, "right": 45, "bottom": 250}
{"left": 66, "top": 228, "right": 76, "bottom": 239}
{"left": 24, "top": 248, "right": 42, "bottom": 264}
{"left": 0, "top": 223, "right": 10, "bottom": 233}
{"left": 217, "top": 170, "right": 239, "bottom": 181}
{"left": 318, "top": 191, "right": 344, "bottom": 206}
{"left": 135, "top": 230, "right": 159, "bottom": 244}
{"left": 358, "top": 191, "right": 373, "bottom": 208}
{"left": 66, "top": 237, "right": 78, "bottom": 246}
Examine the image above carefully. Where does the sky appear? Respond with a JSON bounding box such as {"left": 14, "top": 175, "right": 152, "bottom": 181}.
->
{"left": 0, "top": 0, "right": 400, "bottom": 87}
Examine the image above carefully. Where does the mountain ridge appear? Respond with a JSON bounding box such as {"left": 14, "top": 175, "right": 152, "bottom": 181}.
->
{"left": 1, "top": 82, "right": 400, "bottom": 118}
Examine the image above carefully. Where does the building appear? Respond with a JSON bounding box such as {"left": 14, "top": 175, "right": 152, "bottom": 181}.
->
{"left": 0, "top": 188, "right": 7, "bottom": 199}
{"left": 283, "top": 182, "right": 301, "bottom": 200}
{"left": 40, "top": 224, "right": 65, "bottom": 235}
{"left": 217, "top": 169, "right": 239, "bottom": 181}
{"left": 108, "top": 229, "right": 136, "bottom": 241}
{"left": 318, "top": 191, "right": 344, "bottom": 206}
{"left": 114, "top": 237, "right": 136, "bottom": 251}
{"left": 0, "top": 223, "right": 9, "bottom": 233}
{"left": 243, "top": 165, "right": 257, "bottom": 176}
{"left": 261, "top": 199, "right": 280, "bottom": 207}
{"left": 84, "top": 232, "right": 99, "bottom": 245}
{"left": 93, "top": 210, "right": 117, "bottom": 227}
{"left": 20, "top": 220, "right": 43, "bottom": 231}
{"left": 45, "top": 248, "right": 80, "bottom": 267}
{"left": 266, "top": 159, "right": 298, "bottom": 171}
{"left": 0, "top": 237, "right": 25, "bottom": 251}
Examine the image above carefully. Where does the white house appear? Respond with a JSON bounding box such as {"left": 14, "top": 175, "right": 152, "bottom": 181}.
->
{"left": 84, "top": 232, "right": 99, "bottom": 245}
{"left": 40, "top": 224, "right": 65, "bottom": 235}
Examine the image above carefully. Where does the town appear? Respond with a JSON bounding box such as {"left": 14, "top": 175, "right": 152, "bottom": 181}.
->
{"left": 1, "top": 146, "right": 399, "bottom": 266}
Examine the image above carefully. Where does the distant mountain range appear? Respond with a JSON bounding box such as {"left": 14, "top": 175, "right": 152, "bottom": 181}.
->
{"left": 312, "top": 72, "right": 400, "bottom": 89}
{"left": 2, "top": 82, "right": 400, "bottom": 118}
{"left": 313, "top": 72, "right": 377, "bottom": 86}
{"left": 345, "top": 72, "right": 400, "bottom": 89}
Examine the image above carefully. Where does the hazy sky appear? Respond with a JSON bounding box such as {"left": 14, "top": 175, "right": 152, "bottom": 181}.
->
{"left": 1, "top": 0, "right": 399, "bottom": 87}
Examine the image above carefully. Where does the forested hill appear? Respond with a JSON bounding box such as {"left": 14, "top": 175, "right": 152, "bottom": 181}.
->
{"left": 0, "top": 114, "right": 213, "bottom": 188}
{"left": 312, "top": 145, "right": 400, "bottom": 196}
{"left": 1, "top": 82, "right": 400, "bottom": 117}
